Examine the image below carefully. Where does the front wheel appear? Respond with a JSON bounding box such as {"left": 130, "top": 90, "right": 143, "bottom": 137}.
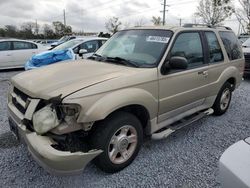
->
{"left": 90, "top": 112, "right": 143, "bottom": 173}
{"left": 213, "top": 82, "right": 232, "bottom": 116}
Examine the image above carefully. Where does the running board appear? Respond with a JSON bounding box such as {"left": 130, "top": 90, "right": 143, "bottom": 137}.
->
{"left": 151, "top": 108, "right": 214, "bottom": 140}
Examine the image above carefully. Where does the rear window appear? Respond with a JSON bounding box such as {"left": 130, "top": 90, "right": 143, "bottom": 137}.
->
{"left": 219, "top": 31, "right": 242, "bottom": 60}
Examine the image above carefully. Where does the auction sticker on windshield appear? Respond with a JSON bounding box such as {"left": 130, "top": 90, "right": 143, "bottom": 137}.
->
{"left": 146, "top": 36, "right": 170, "bottom": 43}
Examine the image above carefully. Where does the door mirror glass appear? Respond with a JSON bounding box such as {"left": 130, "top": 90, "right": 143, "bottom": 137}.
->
{"left": 169, "top": 56, "right": 188, "bottom": 69}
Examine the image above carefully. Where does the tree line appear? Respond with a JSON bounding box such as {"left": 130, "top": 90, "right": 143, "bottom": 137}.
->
{"left": 0, "top": 21, "right": 72, "bottom": 39}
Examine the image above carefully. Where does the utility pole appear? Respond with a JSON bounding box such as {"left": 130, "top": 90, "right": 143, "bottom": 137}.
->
{"left": 248, "top": 0, "right": 250, "bottom": 16}
{"left": 35, "top": 19, "right": 38, "bottom": 35}
{"left": 63, "top": 9, "right": 66, "bottom": 26}
{"left": 161, "top": 0, "right": 169, "bottom": 25}
{"left": 163, "top": 0, "right": 166, "bottom": 25}
{"left": 179, "top": 18, "right": 182, "bottom": 26}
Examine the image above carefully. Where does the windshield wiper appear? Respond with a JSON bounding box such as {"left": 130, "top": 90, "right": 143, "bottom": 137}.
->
{"left": 105, "top": 56, "right": 139, "bottom": 68}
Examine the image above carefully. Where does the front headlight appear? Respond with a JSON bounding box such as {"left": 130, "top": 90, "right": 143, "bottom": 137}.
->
{"left": 33, "top": 105, "right": 60, "bottom": 135}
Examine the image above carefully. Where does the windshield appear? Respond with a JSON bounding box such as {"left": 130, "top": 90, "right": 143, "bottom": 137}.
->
{"left": 242, "top": 38, "right": 250, "bottom": 46}
{"left": 53, "top": 39, "right": 83, "bottom": 51}
{"left": 58, "top": 36, "right": 69, "bottom": 42}
{"left": 94, "top": 29, "right": 173, "bottom": 67}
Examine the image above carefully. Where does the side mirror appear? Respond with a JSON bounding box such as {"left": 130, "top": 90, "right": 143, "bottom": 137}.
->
{"left": 169, "top": 56, "right": 188, "bottom": 70}
{"left": 79, "top": 49, "right": 88, "bottom": 56}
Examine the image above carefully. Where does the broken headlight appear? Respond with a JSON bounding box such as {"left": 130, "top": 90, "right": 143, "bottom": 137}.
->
{"left": 33, "top": 105, "right": 60, "bottom": 135}
{"left": 32, "top": 104, "right": 81, "bottom": 135}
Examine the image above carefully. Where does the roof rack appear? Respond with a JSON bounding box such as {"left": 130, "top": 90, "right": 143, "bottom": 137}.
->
{"left": 183, "top": 23, "right": 232, "bottom": 30}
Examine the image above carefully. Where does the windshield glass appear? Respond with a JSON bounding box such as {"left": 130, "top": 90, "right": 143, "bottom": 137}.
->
{"left": 242, "top": 38, "right": 250, "bottom": 46}
{"left": 53, "top": 39, "right": 83, "bottom": 51}
{"left": 95, "top": 29, "right": 173, "bottom": 67}
{"left": 58, "top": 36, "right": 69, "bottom": 42}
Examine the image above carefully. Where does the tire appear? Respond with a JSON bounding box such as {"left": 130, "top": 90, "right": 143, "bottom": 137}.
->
{"left": 212, "top": 82, "right": 233, "bottom": 116}
{"left": 90, "top": 111, "right": 143, "bottom": 173}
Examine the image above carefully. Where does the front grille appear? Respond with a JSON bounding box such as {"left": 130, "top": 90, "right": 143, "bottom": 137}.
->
{"left": 13, "top": 87, "right": 28, "bottom": 102}
{"left": 11, "top": 87, "right": 30, "bottom": 115}
{"left": 12, "top": 97, "right": 26, "bottom": 114}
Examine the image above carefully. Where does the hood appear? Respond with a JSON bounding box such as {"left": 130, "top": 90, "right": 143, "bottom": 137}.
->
{"left": 11, "top": 60, "right": 139, "bottom": 100}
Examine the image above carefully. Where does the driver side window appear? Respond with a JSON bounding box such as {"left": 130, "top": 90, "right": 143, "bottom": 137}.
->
{"left": 170, "top": 32, "right": 204, "bottom": 69}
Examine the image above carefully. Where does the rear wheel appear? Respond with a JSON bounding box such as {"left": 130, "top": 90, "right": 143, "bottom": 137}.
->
{"left": 213, "top": 82, "right": 232, "bottom": 116}
{"left": 90, "top": 112, "right": 143, "bottom": 173}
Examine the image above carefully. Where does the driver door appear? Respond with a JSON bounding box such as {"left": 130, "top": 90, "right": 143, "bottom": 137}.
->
{"left": 158, "top": 31, "right": 210, "bottom": 122}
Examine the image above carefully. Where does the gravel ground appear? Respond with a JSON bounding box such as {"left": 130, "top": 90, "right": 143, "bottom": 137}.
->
{"left": 0, "top": 70, "right": 250, "bottom": 188}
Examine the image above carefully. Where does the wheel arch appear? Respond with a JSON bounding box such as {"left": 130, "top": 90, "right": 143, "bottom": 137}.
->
{"left": 78, "top": 88, "right": 157, "bottom": 126}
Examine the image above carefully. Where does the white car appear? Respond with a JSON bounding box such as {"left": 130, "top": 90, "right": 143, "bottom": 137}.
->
{"left": 242, "top": 39, "right": 250, "bottom": 75}
{"left": 51, "top": 37, "right": 107, "bottom": 59}
{"left": 219, "top": 137, "right": 250, "bottom": 188}
{"left": 0, "top": 39, "right": 46, "bottom": 69}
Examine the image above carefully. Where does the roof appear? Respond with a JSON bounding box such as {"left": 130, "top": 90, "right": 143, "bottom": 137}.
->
{"left": 124, "top": 24, "right": 233, "bottom": 32}
{"left": 0, "top": 38, "right": 38, "bottom": 43}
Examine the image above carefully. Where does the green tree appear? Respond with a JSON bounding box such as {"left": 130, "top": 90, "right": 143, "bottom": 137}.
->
{"left": 196, "top": 0, "right": 234, "bottom": 26}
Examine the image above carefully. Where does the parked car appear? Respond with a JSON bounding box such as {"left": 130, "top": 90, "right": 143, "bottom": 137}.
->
{"left": 242, "top": 38, "right": 250, "bottom": 75}
{"left": 39, "top": 40, "right": 58, "bottom": 46}
{"left": 50, "top": 36, "right": 84, "bottom": 48}
{"left": 53, "top": 37, "right": 107, "bottom": 59}
{"left": 238, "top": 35, "right": 250, "bottom": 43}
{"left": 8, "top": 25, "right": 244, "bottom": 175}
{"left": 0, "top": 39, "right": 46, "bottom": 69}
{"left": 219, "top": 137, "right": 250, "bottom": 188}
{"left": 25, "top": 37, "right": 107, "bottom": 70}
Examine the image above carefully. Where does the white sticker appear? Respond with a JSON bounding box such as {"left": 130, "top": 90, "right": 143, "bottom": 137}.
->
{"left": 146, "top": 36, "right": 170, "bottom": 43}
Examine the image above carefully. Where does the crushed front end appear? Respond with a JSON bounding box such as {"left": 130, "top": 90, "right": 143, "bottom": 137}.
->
{"left": 7, "top": 86, "right": 102, "bottom": 175}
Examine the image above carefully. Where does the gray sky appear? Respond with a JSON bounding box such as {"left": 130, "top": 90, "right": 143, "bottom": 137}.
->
{"left": 0, "top": 0, "right": 242, "bottom": 33}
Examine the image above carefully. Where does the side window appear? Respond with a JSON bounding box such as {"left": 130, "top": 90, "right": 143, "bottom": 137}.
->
{"left": 0, "top": 42, "right": 11, "bottom": 51}
{"left": 219, "top": 31, "right": 242, "bottom": 60}
{"left": 205, "top": 32, "right": 224, "bottom": 63}
{"left": 170, "top": 32, "right": 204, "bottom": 69}
{"left": 31, "top": 43, "right": 38, "bottom": 49}
{"left": 13, "top": 42, "right": 35, "bottom": 50}
{"left": 80, "top": 40, "right": 99, "bottom": 53}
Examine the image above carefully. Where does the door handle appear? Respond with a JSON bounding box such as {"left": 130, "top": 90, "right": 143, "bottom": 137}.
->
{"left": 198, "top": 71, "right": 208, "bottom": 76}
{"left": 6, "top": 54, "right": 11, "bottom": 56}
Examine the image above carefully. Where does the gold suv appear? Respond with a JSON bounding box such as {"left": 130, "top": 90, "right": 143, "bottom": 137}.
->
{"left": 8, "top": 25, "right": 244, "bottom": 175}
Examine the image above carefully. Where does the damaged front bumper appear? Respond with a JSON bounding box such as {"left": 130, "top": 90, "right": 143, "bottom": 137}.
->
{"left": 8, "top": 104, "right": 102, "bottom": 176}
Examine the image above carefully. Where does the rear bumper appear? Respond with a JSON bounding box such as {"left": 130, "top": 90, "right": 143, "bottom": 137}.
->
{"left": 8, "top": 102, "right": 102, "bottom": 176}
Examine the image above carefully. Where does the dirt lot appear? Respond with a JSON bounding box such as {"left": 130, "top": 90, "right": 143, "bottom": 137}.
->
{"left": 0, "top": 70, "right": 250, "bottom": 188}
